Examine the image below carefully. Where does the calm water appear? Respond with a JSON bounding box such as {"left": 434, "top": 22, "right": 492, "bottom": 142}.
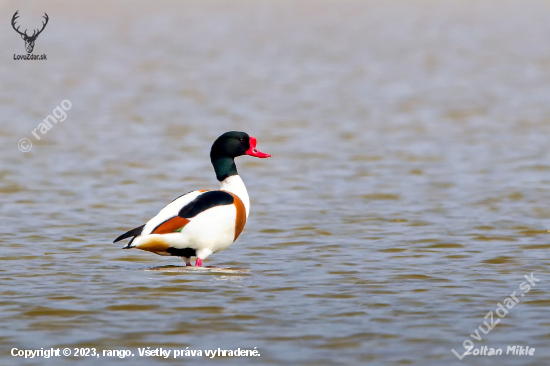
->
{"left": 1, "top": 1, "right": 550, "bottom": 365}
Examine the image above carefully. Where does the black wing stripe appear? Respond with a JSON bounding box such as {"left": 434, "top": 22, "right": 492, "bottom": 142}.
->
{"left": 178, "top": 191, "right": 234, "bottom": 218}
{"left": 113, "top": 224, "right": 145, "bottom": 243}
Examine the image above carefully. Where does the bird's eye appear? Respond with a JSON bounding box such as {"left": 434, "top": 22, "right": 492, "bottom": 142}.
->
{"left": 239, "top": 138, "right": 245, "bottom": 142}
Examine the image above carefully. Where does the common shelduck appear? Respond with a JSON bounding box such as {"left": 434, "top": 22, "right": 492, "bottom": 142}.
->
{"left": 114, "top": 131, "right": 271, "bottom": 266}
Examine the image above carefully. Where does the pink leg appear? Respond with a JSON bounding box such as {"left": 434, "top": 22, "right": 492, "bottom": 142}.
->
{"left": 186, "top": 262, "right": 192, "bottom": 266}
{"left": 195, "top": 258, "right": 203, "bottom": 267}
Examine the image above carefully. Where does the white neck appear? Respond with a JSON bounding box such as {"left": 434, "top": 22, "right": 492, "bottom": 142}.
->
{"left": 220, "top": 175, "right": 250, "bottom": 218}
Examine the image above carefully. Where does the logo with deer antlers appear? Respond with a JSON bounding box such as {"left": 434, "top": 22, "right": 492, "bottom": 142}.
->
{"left": 12, "top": 11, "right": 49, "bottom": 54}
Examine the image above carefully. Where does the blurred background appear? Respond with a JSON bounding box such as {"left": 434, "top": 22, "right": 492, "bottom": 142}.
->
{"left": 1, "top": 1, "right": 550, "bottom": 365}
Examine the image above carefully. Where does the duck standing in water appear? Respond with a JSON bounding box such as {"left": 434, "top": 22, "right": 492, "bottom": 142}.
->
{"left": 114, "top": 131, "right": 271, "bottom": 266}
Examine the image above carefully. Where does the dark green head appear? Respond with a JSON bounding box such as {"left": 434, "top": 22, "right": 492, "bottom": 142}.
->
{"left": 210, "top": 131, "right": 270, "bottom": 181}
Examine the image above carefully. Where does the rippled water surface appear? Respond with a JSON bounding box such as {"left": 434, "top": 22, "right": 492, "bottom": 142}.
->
{"left": 1, "top": 1, "right": 550, "bottom": 365}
